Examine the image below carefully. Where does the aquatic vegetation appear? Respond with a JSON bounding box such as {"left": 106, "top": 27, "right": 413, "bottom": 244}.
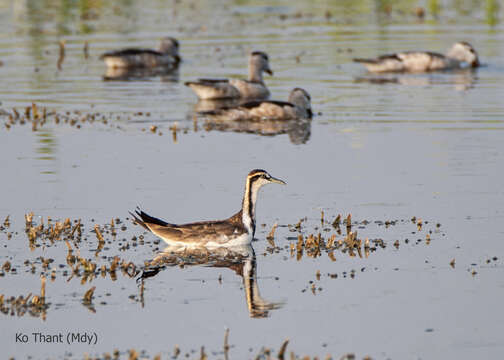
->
{"left": 0, "top": 275, "right": 49, "bottom": 319}
{"left": 1, "top": 104, "right": 193, "bottom": 144}
{"left": 0, "top": 209, "right": 458, "bottom": 321}
{"left": 76, "top": 333, "right": 367, "bottom": 360}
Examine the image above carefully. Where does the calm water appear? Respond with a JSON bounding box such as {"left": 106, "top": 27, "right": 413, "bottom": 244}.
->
{"left": 1, "top": 0, "right": 504, "bottom": 359}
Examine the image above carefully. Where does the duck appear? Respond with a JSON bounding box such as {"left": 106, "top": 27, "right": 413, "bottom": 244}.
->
{"left": 185, "top": 51, "right": 273, "bottom": 100}
{"left": 198, "top": 88, "right": 312, "bottom": 121}
{"left": 353, "top": 42, "right": 479, "bottom": 73}
{"left": 130, "top": 169, "right": 285, "bottom": 247}
{"left": 100, "top": 37, "right": 181, "bottom": 69}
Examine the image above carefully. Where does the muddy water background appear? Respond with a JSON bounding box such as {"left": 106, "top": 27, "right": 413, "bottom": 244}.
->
{"left": 1, "top": 0, "right": 504, "bottom": 358}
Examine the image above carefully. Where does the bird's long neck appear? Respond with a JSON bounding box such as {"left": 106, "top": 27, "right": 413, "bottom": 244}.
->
{"left": 248, "top": 62, "right": 263, "bottom": 83}
{"left": 242, "top": 176, "right": 260, "bottom": 236}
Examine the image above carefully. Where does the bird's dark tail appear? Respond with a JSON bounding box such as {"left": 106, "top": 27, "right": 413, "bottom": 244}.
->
{"left": 129, "top": 208, "right": 149, "bottom": 230}
{"left": 129, "top": 207, "right": 170, "bottom": 229}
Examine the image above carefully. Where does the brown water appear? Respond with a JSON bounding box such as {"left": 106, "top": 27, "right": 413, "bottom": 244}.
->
{"left": 1, "top": 0, "right": 504, "bottom": 359}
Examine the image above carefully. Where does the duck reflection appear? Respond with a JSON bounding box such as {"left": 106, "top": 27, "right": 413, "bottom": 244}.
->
{"left": 192, "top": 99, "right": 243, "bottom": 113}
{"left": 194, "top": 88, "right": 312, "bottom": 145}
{"left": 102, "top": 67, "right": 179, "bottom": 82}
{"left": 193, "top": 99, "right": 311, "bottom": 145}
{"left": 354, "top": 68, "right": 477, "bottom": 91}
{"left": 202, "top": 116, "right": 311, "bottom": 145}
{"left": 140, "top": 244, "right": 282, "bottom": 318}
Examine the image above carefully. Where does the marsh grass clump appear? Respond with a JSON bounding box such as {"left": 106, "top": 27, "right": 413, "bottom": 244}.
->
{"left": 24, "top": 213, "right": 83, "bottom": 250}
{"left": 0, "top": 275, "right": 50, "bottom": 319}
{"left": 281, "top": 213, "right": 444, "bottom": 263}
{"left": 10, "top": 215, "right": 144, "bottom": 284}
{"left": 10, "top": 105, "right": 182, "bottom": 141}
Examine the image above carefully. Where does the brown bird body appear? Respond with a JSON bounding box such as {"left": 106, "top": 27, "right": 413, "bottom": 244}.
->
{"left": 130, "top": 169, "right": 285, "bottom": 247}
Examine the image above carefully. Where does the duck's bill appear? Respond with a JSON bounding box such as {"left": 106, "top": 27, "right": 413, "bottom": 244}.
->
{"left": 270, "top": 176, "right": 286, "bottom": 185}
{"left": 266, "top": 69, "right": 274, "bottom": 76}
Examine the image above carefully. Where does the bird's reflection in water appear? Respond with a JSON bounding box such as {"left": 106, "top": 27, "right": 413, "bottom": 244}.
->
{"left": 102, "top": 67, "right": 179, "bottom": 82}
{"left": 204, "top": 117, "right": 311, "bottom": 145}
{"left": 193, "top": 99, "right": 311, "bottom": 145}
{"left": 140, "top": 244, "right": 283, "bottom": 318}
{"left": 354, "top": 68, "right": 478, "bottom": 91}
{"left": 192, "top": 99, "right": 243, "bottom": 113}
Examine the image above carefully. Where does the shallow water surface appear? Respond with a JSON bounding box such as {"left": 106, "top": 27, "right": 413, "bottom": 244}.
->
{"left": 1, "top": 0, "right": 504, "bottom": 359}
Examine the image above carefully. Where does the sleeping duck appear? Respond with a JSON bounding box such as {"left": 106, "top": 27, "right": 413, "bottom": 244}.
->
{"left": 353, "top": 42, "right": 479, "bottom": 73}
{"left": 185, "top": 51, "right": 273, "bottom": 100}
{"left": 100, "top": 37, "right": 181, "bottom": 69}
{"left": 198, "top": 88, "right": 312, "bottom": 121}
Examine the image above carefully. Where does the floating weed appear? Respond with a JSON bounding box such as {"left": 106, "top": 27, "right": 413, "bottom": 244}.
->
{"left": 25, "top": 212, "right": 33, "bottom": 228}
{"left": 83, "top": 41, "right": 89, "bottom": 59}
{"left": 94, "top": 224, "right": 104, "bottom": 243}
{"left": 82, "top": 286, "right": 96, "bottom": 313}
{"left": 266, "top": 223, "right": 278, "bottom": 247}
{"left": 94, "top": 224, "right": 105, "bottom": 256}
{"left": 173, "top": 345, "right": 180, "bottom": 358}
{"left": 2, "top": 104, "right": 192, "bottom": 140}
{"left": 170, "top": 122, "right": 179, "bottom": 143}
{"left": 40, "top": 275, "right": 46, "bottom": 302}
{"left": 199, "top": 346, "right": 207, "bottom": 360}
{"left": 328, "top": 251, "right": 336, "bottom": 262}
{"left": 3, "top": 215, "right": 10, "bottom": 228}
{"left": 273, "top": 213, "right": 444, "bottom": 265}
{"left": 277, "top": 339, "right": 289, "bottom": 360}
{"left": 24, "top": 213, "right": 83, "bottom": 250}
{"left": 2, "top": 261, "right": 11, "bottom": 272}
{"left": 326, "top": 234, "right": 336, "bottom": 248}
{"left": 223, "top": 328, "right": 230, "bottom": 360}
{"left": 345, "top": 219, "right": 352, "bottom": 235}
{"left": 331, "top": 214, "right": 341, "bottom": 228}
{"left": 1, "top": 212, "right": 449, "bottom": 324}
{"left": 128, "top": 349, "right": 138, "bottom": 360}
{"left": 57, "top": 40, "right": 65, "bottom": 70}
{"left": 56, "top": 340, "right": 371, "bottom": 359}
{"left": 0, "top": 285, "right": 49, "bottom": 319}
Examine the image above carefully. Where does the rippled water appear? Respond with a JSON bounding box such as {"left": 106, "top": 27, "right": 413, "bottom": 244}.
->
{"left": 1, "top": 0, "right": 504, "bottom": 359}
